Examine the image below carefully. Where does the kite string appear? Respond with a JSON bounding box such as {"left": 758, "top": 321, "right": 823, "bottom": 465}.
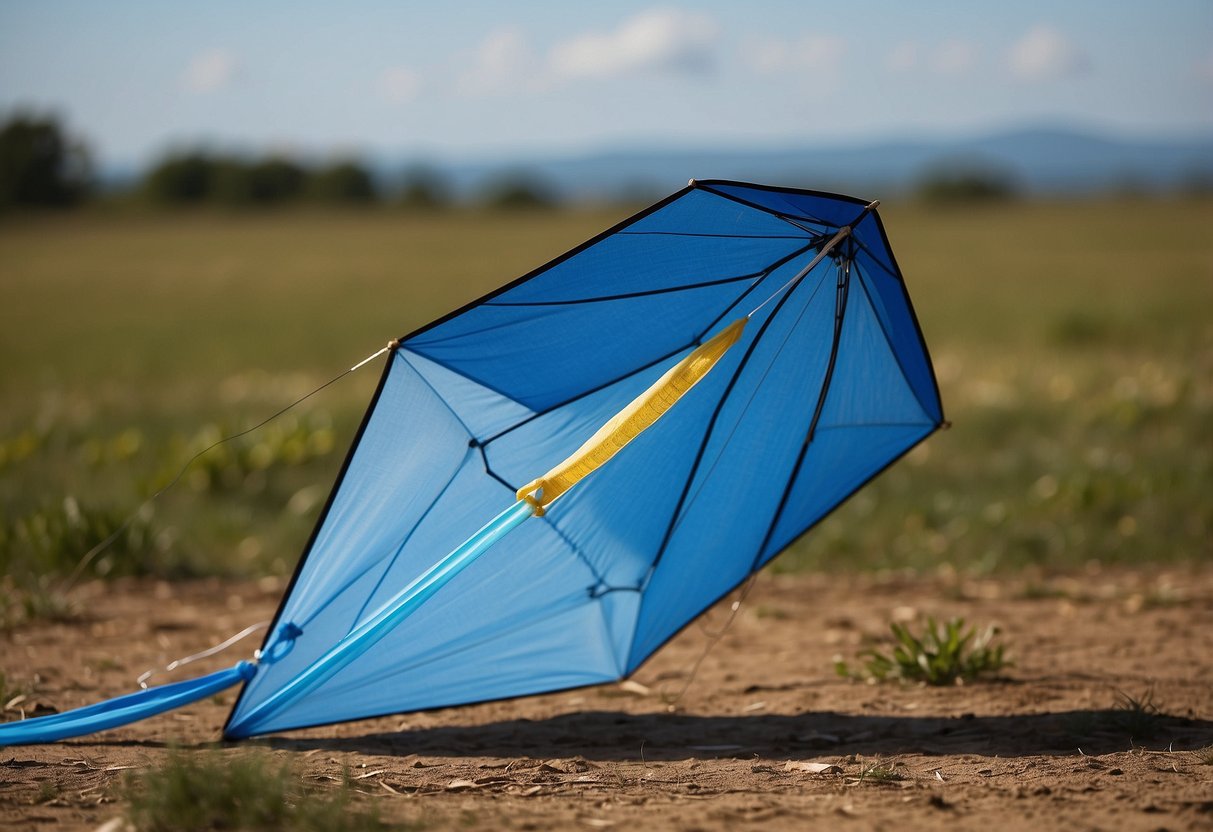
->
{"left": 664, "top": 572, "right": 758, "bottom": 710}
{"left": 61, "top": 341, "right": 398, "bottom": 592}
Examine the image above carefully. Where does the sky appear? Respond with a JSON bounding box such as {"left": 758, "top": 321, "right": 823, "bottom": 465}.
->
{"left": 2, "top": 1, "right": 1211, "bottom": 168}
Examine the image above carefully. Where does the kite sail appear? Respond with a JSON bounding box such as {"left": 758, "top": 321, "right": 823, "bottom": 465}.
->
{"left": 0, "top": 180, "right": 943, "bottom": 746}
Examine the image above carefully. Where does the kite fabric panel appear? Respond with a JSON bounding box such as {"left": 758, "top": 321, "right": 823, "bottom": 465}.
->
{"left": 224, "top": 180, "right": 944, "bottom": 738}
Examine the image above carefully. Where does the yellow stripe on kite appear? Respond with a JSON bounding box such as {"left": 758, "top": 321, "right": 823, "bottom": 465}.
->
{"left": 517, "top": 317, "right": 748, "bottom": 515}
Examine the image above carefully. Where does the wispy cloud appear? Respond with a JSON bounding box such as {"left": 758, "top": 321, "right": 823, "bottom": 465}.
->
{"left": 455, "top": 10, "right": 719, "bottom": 96}
{"left": 1009, "top": 25, "right": 1090, "bottom": 81}
{"left": 744, "top": 34, "right": 846, "bottom": 75}
{"left": 456, "top": 26, "right": 540, "bottom": 96}
{"left": 1194, "top": 48, "right": 1213, "bottom": 82}
{"left": 930, "top": 39, "right": 977, "bottom": 75}
{"left": 549, "top": 8, "right": 719, "bottom": 81}
{"left": 182, "top": 48, "right": 238, "bottom": 93}
{"left": 886, "top": 41, "right": 918, "bottom": 73}
{"left": 378, "top": 66, "right": 422, "bottom": 103}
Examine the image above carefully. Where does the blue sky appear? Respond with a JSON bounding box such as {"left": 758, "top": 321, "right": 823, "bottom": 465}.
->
{"left": 2, "top": 1, "right": 1211, "bottom": 166}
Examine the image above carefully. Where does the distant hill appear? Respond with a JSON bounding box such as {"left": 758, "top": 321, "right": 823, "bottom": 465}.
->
{"left": 409, "top": 126, "right": 1213, "bottom": 201}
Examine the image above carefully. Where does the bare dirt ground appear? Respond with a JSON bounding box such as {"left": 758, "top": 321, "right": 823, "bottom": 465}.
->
{"left": 3, "top": 566, "right": 1211, "bottom": 831}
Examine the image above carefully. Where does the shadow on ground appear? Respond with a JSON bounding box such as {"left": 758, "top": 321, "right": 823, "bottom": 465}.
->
{"left": 256, "top": 709, "right": 1213, "bottom": 761}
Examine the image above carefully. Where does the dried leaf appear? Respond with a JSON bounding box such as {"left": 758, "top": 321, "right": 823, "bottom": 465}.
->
{"left": 785, "top": 761, "right": 843, "bottom": 774}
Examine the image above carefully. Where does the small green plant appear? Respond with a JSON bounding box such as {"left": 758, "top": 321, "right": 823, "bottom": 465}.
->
{"left": 836, "top": 617, "right": 1010, "bottom": 685}
{"left": 123, "top": 749, "right": 396, "bottom": 832}
{"left": 166, "top": 414, "right": 336, "bottom": 495}
{"left": 0, "top": 575, "right": 77, "bottom": 631}
{"left": 0, "top": 496, "right": 156, "bottom": 580}
{"left": 35, "top": 779, "right": 61, "bottom": 804}
{"left": 854, "top": 759, "right": 906, "bottom": 784}
{"left": 1107, "top": 688, "right": 1165, "bottom": 738}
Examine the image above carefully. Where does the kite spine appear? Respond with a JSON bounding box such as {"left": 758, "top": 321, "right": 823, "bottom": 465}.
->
{"left": 224, "top": 499, "right": 534, "bottom": 737}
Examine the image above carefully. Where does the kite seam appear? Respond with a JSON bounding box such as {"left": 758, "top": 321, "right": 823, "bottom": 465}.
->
{"left": 850, "top": 260, "right": 935, "bottom": 420}
{"left": 750, "top": 253, "right": 855, "bottom": 570}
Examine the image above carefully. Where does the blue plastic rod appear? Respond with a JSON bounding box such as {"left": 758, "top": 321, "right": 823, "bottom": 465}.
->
{"left": 0, "top": 661, "right": 255, "bottom": 746}
{"left": 226, "top": 498, "right": 534, "bottom": 737}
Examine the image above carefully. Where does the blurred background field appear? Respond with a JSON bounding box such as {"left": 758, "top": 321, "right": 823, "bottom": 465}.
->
{"left": 2, "top": 2, "right": 1212, "bottom": 620}
{"left": 2, "top": 196, "right": 1210, "bottom": 601}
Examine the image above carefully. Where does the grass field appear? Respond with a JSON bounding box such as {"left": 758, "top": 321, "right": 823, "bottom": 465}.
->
{"left": 2, "top": 199, "right": 1210, "bottom": 590}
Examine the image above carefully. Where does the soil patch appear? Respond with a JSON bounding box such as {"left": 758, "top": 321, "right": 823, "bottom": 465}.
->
{"left": 3, "top": 567, "right": 1212, "bottom": 830}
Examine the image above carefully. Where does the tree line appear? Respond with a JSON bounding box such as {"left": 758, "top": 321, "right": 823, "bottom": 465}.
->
{"left": 10, "top": 112, "right": 1207, "bottom": 214}
{"left": 1, "top": 113, "right": 557, "bottom": 213}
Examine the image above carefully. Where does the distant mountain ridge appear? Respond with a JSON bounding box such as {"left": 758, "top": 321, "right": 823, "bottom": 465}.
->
{"left": 425, "top": 127, "right": 1213, "bottom": 200}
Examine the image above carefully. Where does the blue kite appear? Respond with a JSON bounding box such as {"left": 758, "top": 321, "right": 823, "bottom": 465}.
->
{"left": 0, "top": 180, "right": 944, "bottom": 745}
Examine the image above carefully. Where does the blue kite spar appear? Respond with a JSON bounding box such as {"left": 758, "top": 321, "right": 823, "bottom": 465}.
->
{"left": 0, "top": 181, "right": 944, "bottom": 745}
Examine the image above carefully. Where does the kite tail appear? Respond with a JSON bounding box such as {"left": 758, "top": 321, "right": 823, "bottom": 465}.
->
{"left": 0, "top": 661, "right": 254, "bottom": 746}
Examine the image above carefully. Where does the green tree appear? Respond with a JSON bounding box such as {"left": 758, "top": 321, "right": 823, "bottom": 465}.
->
{"left": 0, "top": 114, "right": 91, "bottom": 210}
{"left": 210, "top": 158, "right": 266, "bottom": 206}
{"left": 479, "top": 171, "right": 558, "bottom": 211}
{"left": 247, "top": 157, "right": 306, "bottom": 204}
{"left": 309, "top": 160, "right": 377, "bottom": 204}
{"left": 914, "top": 159, "right": 1020, "bottom": 204}
{"left": 143, "top": 152, "right": 217, "bottom": 204}
{"left": 396, "top": 164, "right": 452, "bottom": 210}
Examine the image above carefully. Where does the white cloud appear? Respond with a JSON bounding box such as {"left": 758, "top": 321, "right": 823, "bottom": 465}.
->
{"left": 182, "top": 48, "right": 238, "bottom": 93}
{"left": 745, "top": 34, "right": 846, "bottom": 75}
{"left": 1194, "top": 48, "right": 1213, "bottom": 82}
{"left": 549, "top": 8, "right": 719, "bottom": 81}
{"left": 456, "top": 26, "right": 540, "bottom": 96}
{"left": 886, "top": 41, "right": 918, "bottom": 73}
{"left": 1009, "top": 25, "right": 1090, "bottom": 81}
{"left": 379, "top": 66, "right": 421, "bottom": 103}
{"left": 930, "top": 39, "right": 977, "bottom": 75}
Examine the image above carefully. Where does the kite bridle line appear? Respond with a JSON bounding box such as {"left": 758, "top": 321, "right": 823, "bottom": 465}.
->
{"left": 746, "top": 199, "right": 878, "bottom": 320}
{"left": 137, "top": 619, "right": 270, "bottom": 689}
{"left": 61, "top": 340, "right": 400, "bottom": 594}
